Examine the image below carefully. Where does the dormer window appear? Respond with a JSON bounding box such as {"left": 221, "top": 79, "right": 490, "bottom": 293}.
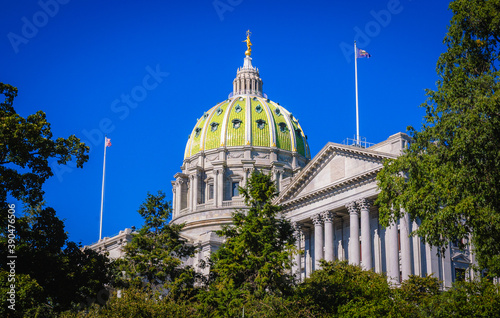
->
{"left": 216, "top": 107, "right": 223, "bottom": 116}
{"left": 256, "top": 119, "right": 266, "bottom": 130}
{"left": 278, "top": 122, "right": 288, "bottom": 133}
{"left": 211, "top": 122, "right": 219, "bottom": 132}
{"left": 235, "top": 105, "right": 242, "bottom": 113}
{"left": 274, "top": 108, "right": 281, "bottom": 116}
{"left": 255, "top": 104, "right": 263, "bottom": 113}
{"left": 232, "top": 119, "right": 242, "bottom": 129}
{"left": 195, "top": 127, "right": 202, "bottom": 137}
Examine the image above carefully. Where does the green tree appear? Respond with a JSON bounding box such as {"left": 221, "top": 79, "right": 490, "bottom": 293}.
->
{"left": 0, "top": 272, "right": 45, "bottom": 317}
{"left": 200, "top": 171, "right": 296, "bottom": 315}
{"left": 376, "top": 0, "right": 500, "bottom": 275}
{"left": 393, "top": 275, "right": 441, "bottom": 318}
{"left": 426, "top": 279, "right": 500, "bottom": 318}
{"left": 59, "top": 287, "right": 201, "bottom": 318}
{"left": 0, "top": 84, "right": 108, "bottom": 315}
{"left": 118, "top": 191, "right": 197, "bottom": 298}
{"left": 0, "top": 83, "right": 89, "bottom": 209}
{"left": 296, "top": 260, "right": 396, "bottom": 317}
{"left": 0, "top": 205, "right": 112, "bottom": 316}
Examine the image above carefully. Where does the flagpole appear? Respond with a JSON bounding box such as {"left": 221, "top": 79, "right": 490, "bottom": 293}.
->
{"left": 99, "top": 136, "right": 107, "bottom": 241}
{"left": 354, "top": 41, "right": 360, "bottom": 146}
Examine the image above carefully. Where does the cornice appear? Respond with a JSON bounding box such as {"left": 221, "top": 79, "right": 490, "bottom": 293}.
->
{"left": 277, "top": 167, "right": 381, "bottom": 210}
{"left": 275, "top": 142, "right": 396, "bottom": 204}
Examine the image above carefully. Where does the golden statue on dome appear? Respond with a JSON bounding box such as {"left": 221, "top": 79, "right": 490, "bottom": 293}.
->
{"left": 243, "top": 30, "right": 252, "bottom": 56}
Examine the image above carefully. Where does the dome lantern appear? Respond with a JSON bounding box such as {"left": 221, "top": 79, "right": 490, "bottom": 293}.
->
{"left": 233, "top": 30, "right": 264, "bottom": 97}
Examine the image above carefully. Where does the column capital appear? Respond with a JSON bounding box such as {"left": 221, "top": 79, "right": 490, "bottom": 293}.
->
{"left": 214, "top": 167, "right": 225, "bottom": 174}
{"left": 321, "top": 211, "right": 335, "bottom": 223}
{"left": 356, "top": 198, "right": 373, "bottom": 210}
{"left": 243, "top": 166, "right": 254, "bottom": 174}
{"left": 346, "top": 201, "right": 358, "bottom": 216}
{"left": 311, "top": 213, "right": 323, "bottom": 226}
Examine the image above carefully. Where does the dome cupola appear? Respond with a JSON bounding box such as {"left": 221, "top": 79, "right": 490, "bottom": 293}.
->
{"left": 184, "top": 30, "right": 310, "bottom": 160}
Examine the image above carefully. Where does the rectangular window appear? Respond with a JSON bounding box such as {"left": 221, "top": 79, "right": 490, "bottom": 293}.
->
{"left": 232, "top": 182, "right": 239, "bottom": 197}
{"left": 455, "top": 268, "right": 466, "bottom": 282}
{"left": 200, "top": 180, "right": 206, "bottom": 203}
{"left": 208, "top": 184, "right": 214, "bottom": 200}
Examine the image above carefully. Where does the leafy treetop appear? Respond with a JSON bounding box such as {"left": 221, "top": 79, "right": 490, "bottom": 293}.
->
{"left": 376, "top": 0, "right": 500, "bottom": 275}
{"left": 0, "top": 83, "right": 89, "bottom": 208}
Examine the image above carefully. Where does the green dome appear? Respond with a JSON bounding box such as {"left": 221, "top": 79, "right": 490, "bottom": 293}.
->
{"left": 184, "top": 95, "right": 310, "bottom": 159}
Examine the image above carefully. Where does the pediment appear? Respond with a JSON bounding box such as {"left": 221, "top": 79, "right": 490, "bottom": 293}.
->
{"left": 452, "top": 252, "right": 471, "bottom": 264}
{"left": 275, "top": 142, "right": 397, "bottom": 205}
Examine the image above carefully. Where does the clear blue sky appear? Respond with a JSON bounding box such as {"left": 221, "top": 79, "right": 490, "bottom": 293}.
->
{"left": 1, "top": 0, "right": 453, "bottom": 246}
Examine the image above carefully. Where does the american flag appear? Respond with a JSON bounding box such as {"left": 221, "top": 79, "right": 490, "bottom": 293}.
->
{"left": 357, "top": 48, "right": 371, "bottom": 59}
{"left": 105, "top": 138, "right": 112, "bottom": 147}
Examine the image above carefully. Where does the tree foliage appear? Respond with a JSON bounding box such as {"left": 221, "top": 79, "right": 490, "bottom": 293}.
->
{"left": 118, "top": 191, "right": 197, "bottom": 298}
{"left": 296, "top": 260, "right": 396, "bottom": 317}
{"left": 0, "top": 83, "right": 89, "bottom": 209}
{"left": 427, "top": 279, "right": 500, "bottom": 318}
{"left": 0, "top": 205, "right": 112, "bottom": 316}
{"left": 199, "top": 171, "right": 296, "bottom": 315}
{"left": 376, "top": 0, "right": 500, "bottom": 275}
{"left": 0, "top": 84, "right": 108, "bottom": 315}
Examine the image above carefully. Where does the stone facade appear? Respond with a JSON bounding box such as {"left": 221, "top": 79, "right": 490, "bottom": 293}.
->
{"left": 88, "top": 41, "right": 475, "bottom": 289}
{"left": 276, "top": 133, "right": 476, "bottom": 287}
{"left": 88, "top": 228, "right": 134, "bottom": 260}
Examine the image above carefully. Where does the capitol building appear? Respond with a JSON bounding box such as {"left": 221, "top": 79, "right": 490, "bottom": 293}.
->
{"left": 90, "top": 33, "right": 475, "bottom": 288}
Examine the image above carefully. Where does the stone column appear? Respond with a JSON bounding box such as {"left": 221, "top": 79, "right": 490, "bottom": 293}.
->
{"left": 346, "top": 201, "right": 360, "bottom": 265}
{"left": 175, "top": 181, "right": 182, "bottom": 214}
{"left": 357, "top": 198, "right": 372, "bottom": 270}
{"left": 386, "top": 220, "right": 400, "bottom": 285}
{"left": 291, "top": 153, "right": 298, "bottom": 170}
{"left": 400, "top": 210, "right": 412, "bottom": 281}
{"left": 217, "top": 167, "right": 224, "bottom": 205}
{"left": 292, "top": 222, "right": 302, "bottom": 280}
{"left": 442, "top": 243, "right": 452, "bottom": 289}
{"left": 172, "top": 185, "right": 177, "bottom": 217}
{"left": 192, "top": 172, "right": 199, "bottom": 211}
{"left": 322, "top": 211, "right": 335, "bottom": 262}
{"left": 305, "top": 249, "right": 312, "bottom": 278}
{"left": 469, "top": 234, "right": 478, "bottom": 281}
{"left": 188, "top": 175, "right": 194, "bottom": 212}
{"left": 412, "top": 220, "right": 421, "bottom": 277}
{"left": 186, "top": 181, "right": 191, "bottom": 211}
{"left": 312, "top": 213, "right": 323, "bottom": 270}
{"left": 213, "top": 170, "right": 219, "bottom": 207}
{"left": 374, "top": 229, "right": 382, "bottom": 273}
{"left": 242, "top": 166, "right": 253, "bottom": 188}
{"left": 274, "top": 170, "right": 281, "bottom": 192}
{"left": 425, "top": 243, "right": 440, "bottom": 279}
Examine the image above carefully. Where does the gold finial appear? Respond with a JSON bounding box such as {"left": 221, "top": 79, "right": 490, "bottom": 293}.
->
{"left": 243, "top": 29, "right": 252, "bottom": 56}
